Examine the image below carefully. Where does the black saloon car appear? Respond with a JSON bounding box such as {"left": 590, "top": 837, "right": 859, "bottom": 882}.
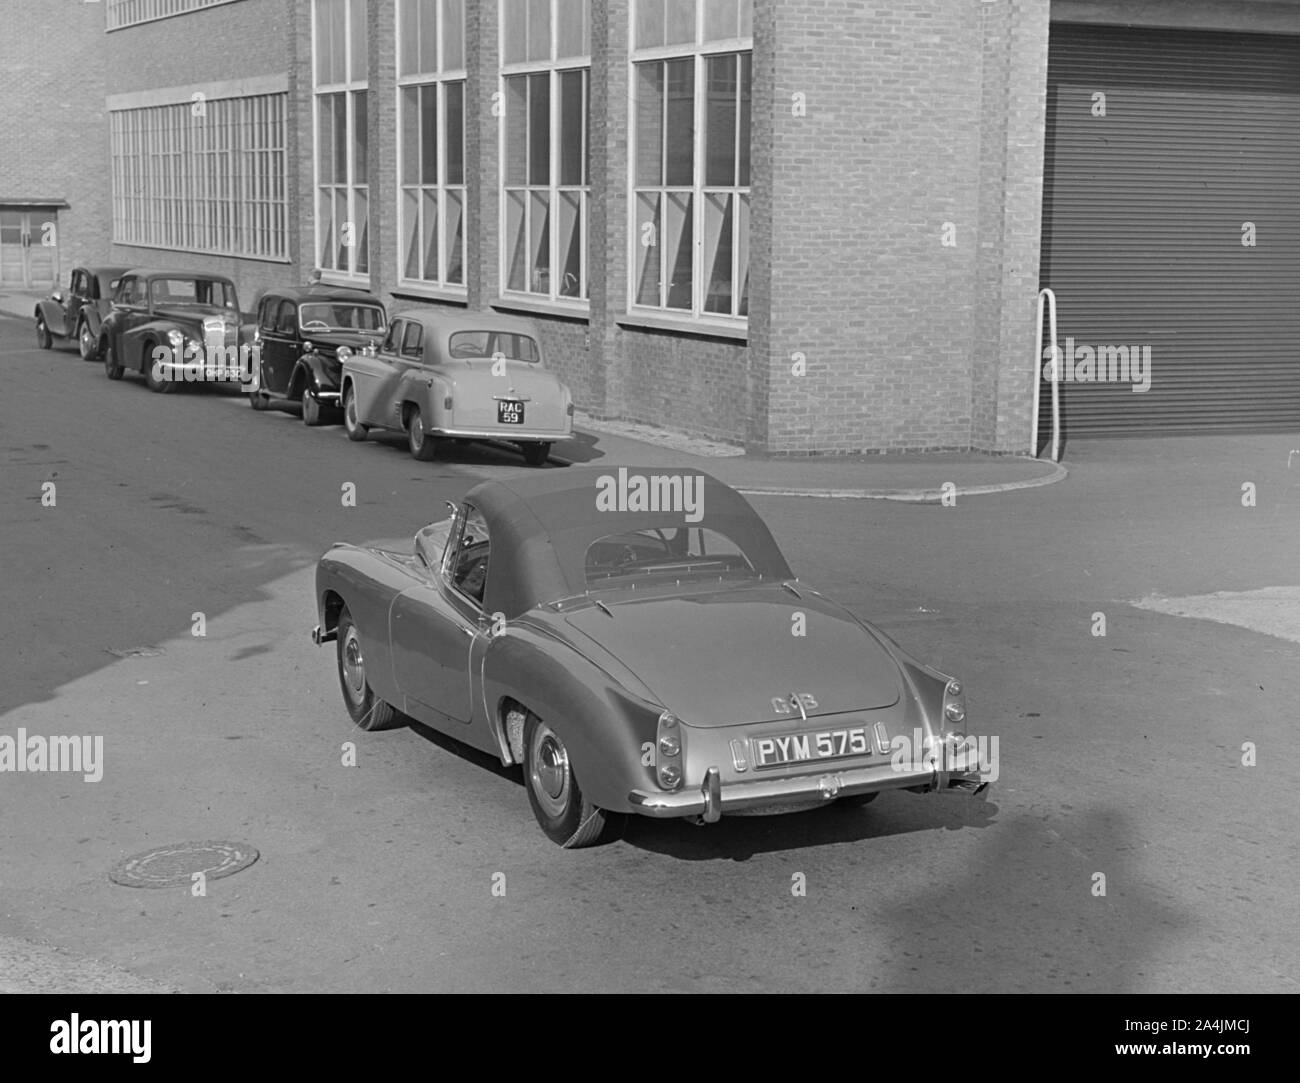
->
{"left": 249, "top": 286, "right": 387, "bottom": 425}
{"left": 35, "top": 266, "right": 131, "bottom": 359}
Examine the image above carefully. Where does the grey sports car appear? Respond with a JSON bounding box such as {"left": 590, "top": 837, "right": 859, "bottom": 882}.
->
{"left": 312, "top": 468, "right": 991, "bottom": 847}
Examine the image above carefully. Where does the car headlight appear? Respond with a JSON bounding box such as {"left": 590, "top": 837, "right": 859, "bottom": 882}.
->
{"left": 166, "top": 329, "right": 183, "bottom": 350}
{"left": 336, "top": 345, "right": 353, "bottom": 361}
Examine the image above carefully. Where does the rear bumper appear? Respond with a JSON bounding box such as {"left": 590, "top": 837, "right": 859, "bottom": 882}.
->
{"left": 628, "top": 761, "right": 989, "bottom": 822}
{"left": 433, "top": 424, "right": 570, "bottom": 441}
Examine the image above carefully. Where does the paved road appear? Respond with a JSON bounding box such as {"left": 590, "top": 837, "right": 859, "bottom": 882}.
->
{"left": 1, "top": 316, "right": 1296, "bottom": 992}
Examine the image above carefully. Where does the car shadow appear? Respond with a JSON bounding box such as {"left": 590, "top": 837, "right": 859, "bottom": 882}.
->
{"left": 553, "top": 428, "right": 604, "bottom": 464}
{"left": 402, "top": 716, "right": 522, "bottom": 785}
{"left": 360, "top": 428, "right": 573, "bottom": 470}
{"left": 621, "top": 793, "right": 998, "bottom": 861}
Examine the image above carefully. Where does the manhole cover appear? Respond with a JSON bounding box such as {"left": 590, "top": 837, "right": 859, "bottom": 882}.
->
{"left": 104, "top": 646, "right": 165, "bottom": 659}
{"left": 108, "top": 841, "right": 259, "bottom": 888}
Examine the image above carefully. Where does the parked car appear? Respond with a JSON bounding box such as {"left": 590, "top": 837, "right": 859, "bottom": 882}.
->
{"left": 34, "top": 266, "right": 131, "bottom": 359}
{"left": 312, "top": 468, "right": 990, "bottom": 847}
{"left": 98, "top": 269, "right": 253, "bottom": 393}
{"left": 248, "top": 285, "right": 387, "bottom": 425}
{"left": 340, "top": 310, "right": 572, "bottom": 465}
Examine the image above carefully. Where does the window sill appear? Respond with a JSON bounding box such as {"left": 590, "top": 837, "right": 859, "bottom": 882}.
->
{"left": 391, "top": 283, "right": 469, "bottom": 305}
{"left": 319, "top": 272, "right": 371, "bottom": 290}
{"left": 491, "top": 295, "right": 590, "bottom": 322}
{"left": 616, "top": 311, "right": 749, "bottom": 343}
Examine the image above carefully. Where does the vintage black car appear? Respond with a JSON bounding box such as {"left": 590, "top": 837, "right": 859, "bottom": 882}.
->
{"left": 248, "top": 286, "right": 387, "bottom": 425}
{"left": 34, "top": 266, "right": 131, "bottom": 359}
{"left": 98, "top": 269, "right": 253, "bottom": 393}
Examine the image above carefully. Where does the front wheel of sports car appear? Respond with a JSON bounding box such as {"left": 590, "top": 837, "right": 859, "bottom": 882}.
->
{"left": 523, "top": 713, "right": 625, "bottom": 848}
{"left": 342, "top": 385, "right": 368, "bottom": 441}
{"left": 35, "top": 315, "right": 52, "bottom": 349}
{"left": 521, "top": 441, "right": 552, "bottom": 467}
{"left": 102, "top": 340, "right": 124, "bottom": 380}
{"left": 78, "top": 318, "right": 96, "bottom": 360}
{"left": 336, "top": 607, "right": 398, "bottom": 731}
{"left": 407, "top": 407, "right": 439, "bottom": 462}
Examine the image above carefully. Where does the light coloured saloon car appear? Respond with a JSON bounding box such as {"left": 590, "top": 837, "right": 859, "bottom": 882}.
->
{"left": 339, "top": 310, "right": 573, "bottom": 465}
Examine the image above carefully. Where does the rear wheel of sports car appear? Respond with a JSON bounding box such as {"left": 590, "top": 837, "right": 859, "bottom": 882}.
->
{"left": 336, "top": 607, "right": 398, "bottom": 731}
{"left": 35, "top": 315, "right": 52, "bottom": 349}
{"left": 102, "top": 339, "right": 124, "bottom": 380}
{"left": 78, "top": 318, "right": 95, "bottom": 360}
{"left": 143, "top": 342, "right": 175, "bottom": 394}
{"left": 407, "top": 407, "right": 439, "bottom": 462}
{"left": 521, "top": 442, "right": 552, "bottom": 467}
{"left": 302, "top": 387, "right": 324, "bottom": 426}
{"left": 343, "top": 385, "right": 368, "bottom": 441}
{"left": 523, "top": 713, "right": 626, "bottom": 848}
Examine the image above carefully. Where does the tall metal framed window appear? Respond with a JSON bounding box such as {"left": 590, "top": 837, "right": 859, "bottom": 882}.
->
{"left": 313, "top": 0, "right": 369, "bottom": 279}
{"left": 630, "top": 0, "right": 752, "bottom": 322}
{"left": 500, "top": 0, "right": 591, "bottom": 304}
{"left": 397, "top": 0, "right": 467, "bottom": 291}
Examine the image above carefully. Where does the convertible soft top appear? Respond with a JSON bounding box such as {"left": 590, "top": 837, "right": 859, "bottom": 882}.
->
{"left": 463, "top": 467, "right": 794, "bottom": 617}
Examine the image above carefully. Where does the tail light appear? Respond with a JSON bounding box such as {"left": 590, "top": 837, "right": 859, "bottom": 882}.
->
{"left": 656, "top": 711, "right": 683, "bottom": 790}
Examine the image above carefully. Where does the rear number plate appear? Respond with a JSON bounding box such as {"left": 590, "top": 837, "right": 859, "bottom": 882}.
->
{"left": 755, "top": 726, "right": 870, "bottom": 769}
{"left": 498, "top": 399, "right": 524, "bottom": 424}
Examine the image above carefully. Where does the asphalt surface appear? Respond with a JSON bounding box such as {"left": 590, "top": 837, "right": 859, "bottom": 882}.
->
{"left": 1, "top": 315, "right": 1297, "bottom": 993}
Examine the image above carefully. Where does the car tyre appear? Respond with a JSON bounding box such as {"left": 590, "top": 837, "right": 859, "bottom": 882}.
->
{"left": 342, "top": 384, "right": 368, "bottom": 441}
{"left": 102, "top": 339, "right": 124, "bottom": 381}
{"left": 302, "top": 386, "right": 324, "bottom": 427}
{"left": 407, "top": 406, "right": 439, "bottom": 462}
{"left": 143, "top": 342, "right": 175, "bottom": 394}
{"left": 249, "top": 389, "right": 270, "bottom": 410}
{"left": 77, "top": 318, "right": 96, "bottom": 360}
{"left": 35, "top": 315, "right": 52, "bottom": 350}
{"left": 521, "top": 442, "right": 552, "bottom": 467}
{"left": 523, "top": 712, "right": 626, "bottom": 848}
{"left": 336, "top": 607, "right": 399, "bottom": 731}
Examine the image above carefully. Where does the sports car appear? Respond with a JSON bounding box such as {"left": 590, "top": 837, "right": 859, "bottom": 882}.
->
{"left": 34, "top": 265, "right": 131, "bottom": 359}
{"left": 339, "top": 310, "right": 573, "bottom": 465}
{"left": 312, "top": 468, "right": 990, "bottom": 847}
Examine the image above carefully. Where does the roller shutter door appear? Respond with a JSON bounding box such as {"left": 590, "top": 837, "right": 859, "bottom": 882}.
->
{"left": 1040, "top": 24, "right": 1300, "bottom": 436}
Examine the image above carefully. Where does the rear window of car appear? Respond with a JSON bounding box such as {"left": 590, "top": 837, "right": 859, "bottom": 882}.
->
{"left": 448, "top": 331, "right": 540, "bottom": 363}
{"left": 584, "top": 527, "right": 758, "bottom": 589}
{"left": 298, "top": 302, "right": 386, "bottom": 332}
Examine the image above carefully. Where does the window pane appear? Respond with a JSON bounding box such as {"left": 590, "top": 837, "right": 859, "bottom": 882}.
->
{"left": 740, "top": 0, "right": 751, "bottom": 37}
{"left": 419, "top": 0, "right": 437, "bottom": 73}
{"left": 334, "top": 188, "right": 349, "bottom": 267}
{"left": 317, "top": 95, "right": 336, "bottom": 181}
{"left": 528, "top": 0, "right": 550, "bottom": 61}
{"left": 635, "top": 191, "right": 661, "bottom": 306}
{"left": 352, "top": 91, "right": 367, "bottom": 184}
{"left": 442, "top": 0, "right": 464, "bottom": 69}
{"left": 445, "top": 82, "right": 464, "bottom": 184}
{"left": 666, "top": 0, "right": 695, "bottom": 44}
{"left": 634, "top": 62, "right": 663, "bottom": 186}
{"left": 664, "top": 58, "right": 694, "bottom": 186}
{"left": 738, "top": 52, "right": 751, "bottom": 186}
{"left": 559, "top": 69, "right": 584, "bottom": 186}
{"left": 403, "top": 189, "right": 420, "bottom": 277}
{"left": 421, "top": 84, "right": 437, "bottom": 184}
{"left": 505, "top": 76, "right": 527, "bottom": 185}
{"left": 705, "top": 54, "right": 736, "bottom": 186}
{"left": 505, "top": 190, "right": 527, "bottom": 291}
{"left": 422, "top": 189, "right": 439, "bottom": 279}
{"left": 314, "top": 0, "right": 334, "bottom": 83}
{"left": 354, "top": 188, "right": 369, "bottom": 273}
{"left": 703, "top": 0, "right": 735, "bottom": 41}
{"left": 528, "top": 72, "right": 550, "bottom": 186}
{"left": 401, "top": 87, "right": 419, "bottom": 184}
{"left": 332, "top": 94, "right": 348, "bottom": 182}
{"left": 737, "top": 191, "right": 749, "bottom": 316}
{"left": 318, "top": 188, "right": 335, "bottom": 266}
{"left": 665, "top": 191, "right": 693, "bottom": 309}
{"left": 636, "top": 0, "right": 664, "bottom": 49}
{"left": 502, "top": 0, "right": 526, "bottom": 63}
{"left": 399, "top": 0, "right": 418, "bottom": 75}
{"left": 530, "top": 190, "right": 550, "bottom": 293}
{"left": 556, "top": 0, "right": 586, "bottom": 58}
{"left": 558, "top": 190, "right": 582, "bottom": 297}
{"left": 703, "top": 192, "right": 732, "bottom": 314}
{"left": 349, "top": 0, "right": 367, "bottom": 81}
{"left": 445, "top": 190, "right": 464, "bottom": 283}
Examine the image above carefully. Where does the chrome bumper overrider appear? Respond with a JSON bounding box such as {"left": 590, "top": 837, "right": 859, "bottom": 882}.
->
{"left": 629, "top": 762, "right": 989, "bottom": 822}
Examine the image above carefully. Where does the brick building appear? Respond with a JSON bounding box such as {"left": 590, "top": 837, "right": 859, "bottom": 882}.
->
{"left": 6, "top": 0, "right": 1299, "bottom": 450}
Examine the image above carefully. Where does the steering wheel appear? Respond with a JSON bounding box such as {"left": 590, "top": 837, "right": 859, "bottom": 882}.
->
{"left": 302, "top": 319, "right": 330, "bottom": 332}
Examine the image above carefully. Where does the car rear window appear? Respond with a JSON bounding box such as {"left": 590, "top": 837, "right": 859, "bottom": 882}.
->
{"left": 448, "top": 331, "right": 540, "bottom": 363}
{"left": 584, "top": 527, "right": 758, "bottom": 589}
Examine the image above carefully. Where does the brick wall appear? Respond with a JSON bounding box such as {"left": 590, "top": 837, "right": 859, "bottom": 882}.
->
{"left": 0, "top": 0, "right": 111, "bottom": 278}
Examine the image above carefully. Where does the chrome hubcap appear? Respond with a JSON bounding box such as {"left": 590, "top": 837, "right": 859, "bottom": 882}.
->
{"left": 529, "top": 722, "right": 571, "bottom": 817}
{"left": 342, "top": 627, "right": 365, "bottom": 703}
{"left": 345, "top": 394, "right": 356, "bottom": 428}
{"left": 80, "top": 326, "right": 91, "bottom": 355}
{"left": 411, "top": 415, "right": 423, "bottom": 448}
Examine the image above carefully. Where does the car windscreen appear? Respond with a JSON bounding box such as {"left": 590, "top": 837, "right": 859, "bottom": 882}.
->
{"left": 448, "top": 330, "right": 540, "bottom": 363}
{"left": 584, "top": 526, "right": 760, "bottom": 589}
{"left": 150, "top": 278, "right": 238, "bottom": 310}
{"left": 299, "top": 303, "right": 386, "bottom": 332}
